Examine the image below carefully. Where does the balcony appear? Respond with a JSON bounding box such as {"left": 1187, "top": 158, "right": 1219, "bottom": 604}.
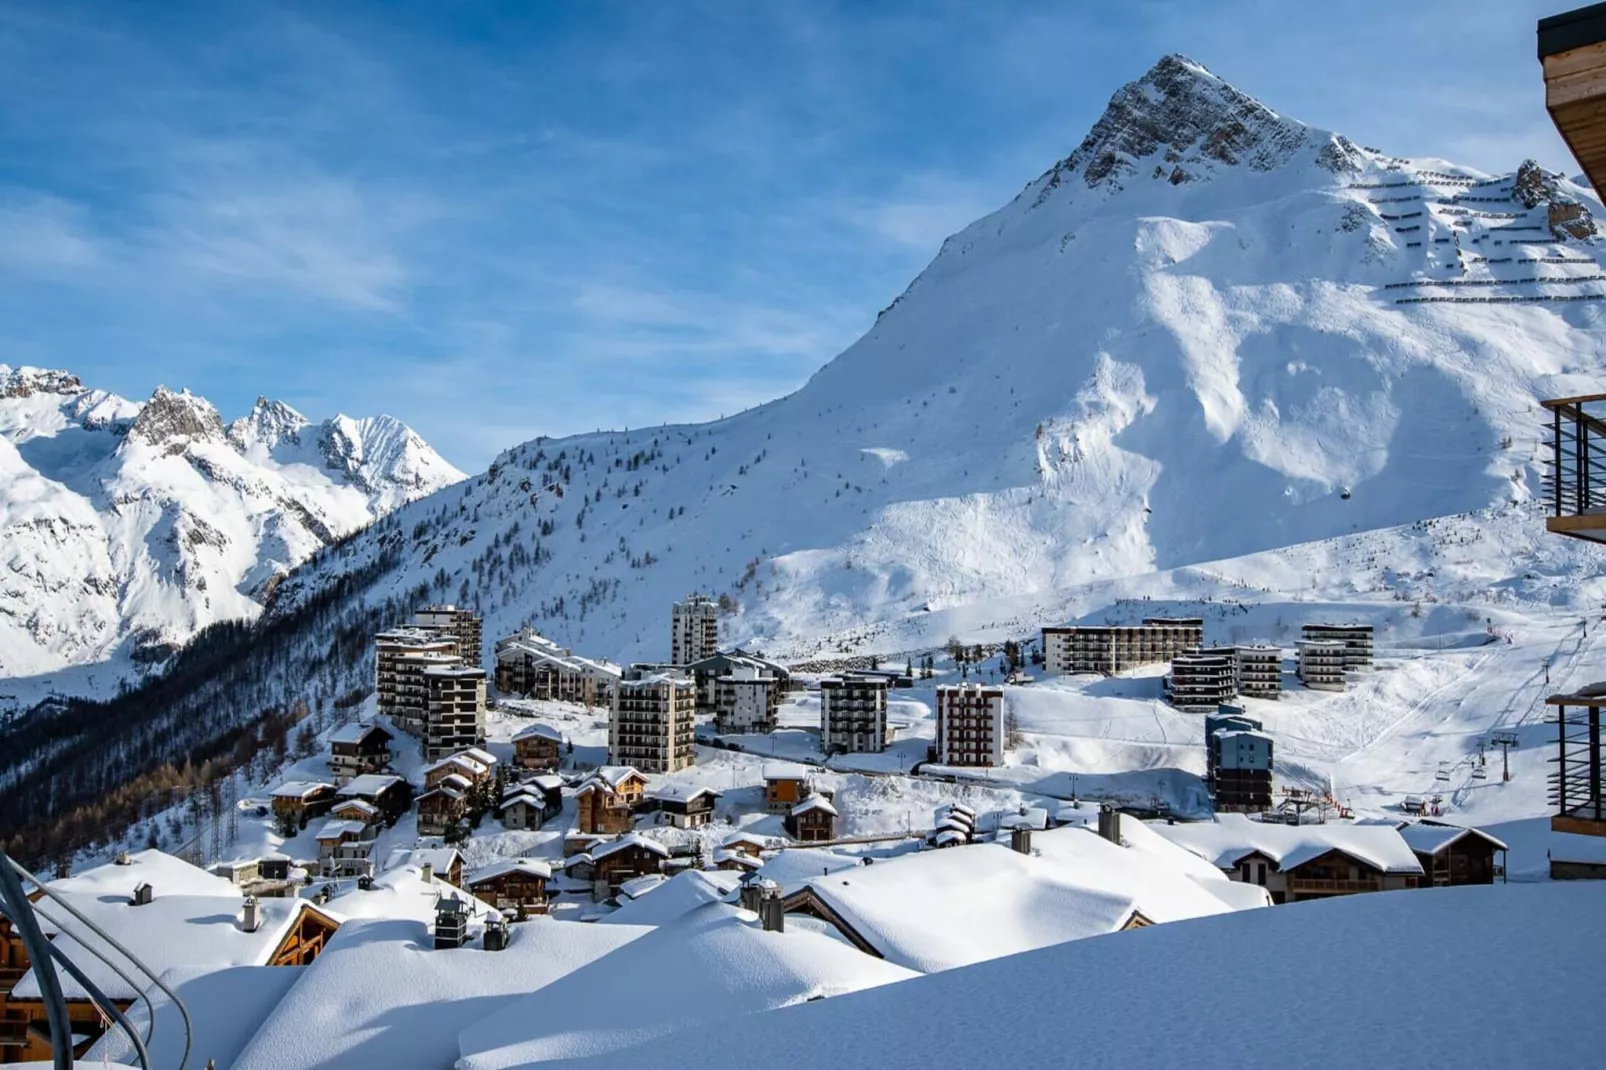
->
{"left": 1543, "top": 394, "right": 1606, "bottom": 542}
{"left": 1287, "top": 877, "right": 1381, "bottom": 895}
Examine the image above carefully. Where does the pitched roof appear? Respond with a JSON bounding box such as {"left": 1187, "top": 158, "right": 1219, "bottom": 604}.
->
{"left": 721, "top": 832, "right": 769, "bottom": 849}
{"left": 1151, "top": 814, "right": 1425, "bottom": 875}
{"left": 762, "top": 761, "right": 811, "bottom": 781}
{"left": 1396, "top": 821, "right": 1509, "bottom": 855}
{"left": 792, "top": 795, "right": 838, "bottom": 817}
{"left": 469, "top": 859, "right": 553, "bottom": 885}
{"left": 337, "top": 774, "right": 405, "bottom": 799}
{"left": 314, "top": 819, "right": 369, "bottom": 841}
{"left": 232, "top": 917, "right": 649, "bottom": 1070}
{"left": 647, "top": 782, "right": 722, "bottom": 804}
{"left": 577, "top": 765, "right": 645, "bottom": 793}
{"left": 454, "top": 903, "right": 915, "bottom": 1070}
{"left": 591, "top": 834, "right": 671, "bottom": 861}
{"left": 512, "top": 722, "right": 565, "bottom": 743}
{"left": 270, "top": 780, "right": 334, "bottom": 800}
{"left": 784, "top": 827, "right": 1249, "bottom": 974}
{"left": 329, "top": 722, "right": 392, "bottom": 745}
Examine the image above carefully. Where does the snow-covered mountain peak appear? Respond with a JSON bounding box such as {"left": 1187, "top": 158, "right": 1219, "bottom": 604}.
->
{"left": 1027, "top": 53, "right": 1359, "bottom": 205}
{"left": 130, "top": 386, "right": 226, "bottom": 447}
{"left": 0, "top": 365, "right": 85, "bottom": 398}
{"left": 318, "top": 413, "right": 461, "bottom": 500}
{"left": 229, "top": 396, "right": 311, "bottom": 452}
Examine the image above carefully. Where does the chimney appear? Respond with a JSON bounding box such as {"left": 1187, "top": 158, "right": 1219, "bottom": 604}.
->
{"left": 131, "top": 882, "right": 153, "bottom": 906}
{"left": 483, "top": 916, "right": 509, "bottom": 952}
{"left": 1097, "top": 805, "right": 1121, "bottom": 845}
{"left": 434, "top": 896, "right": 470, "bottom": 950}
{"left": 242, "top": 897, "right": 261, "bottom": 933}
{"left": 757, "top": 880, "right": 784, "bottom": 933}
{"left": 420, "top": 862, "right": 435, "bottom": 884}
{"left": 1010, "top": 827, "right": 1033, "bottom": 855}
{"left": 114, "top": 851, "right": 131, "bottom": 866}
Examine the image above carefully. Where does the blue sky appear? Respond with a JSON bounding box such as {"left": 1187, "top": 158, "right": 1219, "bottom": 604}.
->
{"left": 0, "top": 0, "right": 1578, "bottom": 468}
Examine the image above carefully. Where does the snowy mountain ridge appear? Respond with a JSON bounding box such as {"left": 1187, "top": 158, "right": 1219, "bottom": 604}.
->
{"left": 0, "top": 365, "right": 464, "bottom": 687}
{"left": 251, "top": 54, "right": 1606, "bottom": 674}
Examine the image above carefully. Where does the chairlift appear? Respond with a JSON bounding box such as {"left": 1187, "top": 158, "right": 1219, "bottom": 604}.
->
{"left": 1472, "top": 765, "right": 1487, "bottom": 780}
{"left": 1434, "top": 762, "right": 1450, "bottom": 783}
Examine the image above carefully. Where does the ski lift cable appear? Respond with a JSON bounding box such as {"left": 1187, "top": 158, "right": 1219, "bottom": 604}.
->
{"left": 6, "top": 855, "right": 194, "bottom": 1070}
{"left": 0, "top": 849, "right": 72, "bottom": 1070}
{"left": 30, "top": 901, "right": 160, "bottom": 1053}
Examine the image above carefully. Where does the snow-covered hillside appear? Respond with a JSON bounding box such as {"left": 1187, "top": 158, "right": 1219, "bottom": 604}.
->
{"left": 267, "top": 54, "right": 1606, "bottom": 669}
{"left": 0, "top": 366, "right": 463, "bottom": 689}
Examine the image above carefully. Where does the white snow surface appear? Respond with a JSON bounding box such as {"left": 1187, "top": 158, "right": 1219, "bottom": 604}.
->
{"left": 0, "top": 366, "right": 461, "bottom": 697}
{"left": 596, "top": 868, "right": 743, "bottom": 926}
{"left": 82, "top": 964, "right": 303, "bottom": 1070}
{"left": 231, "top": 916, "right": 649, "bottom": 1070}
{"left": 786, "top": 824, "right": 1252, "bottom": 973}
{"left": 1150, "top": 811, "right": 1425, "bottom": 873}
{"left": 548, "top": 881, "right": 1606, "bottom": 1070}
{"left": 455, "top": 902, "right": 919, "bottom": 1070}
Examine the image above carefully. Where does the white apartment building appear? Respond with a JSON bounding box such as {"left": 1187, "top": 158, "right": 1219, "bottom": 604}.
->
{"left": 716, "top": 663, "right": 779, "bottom": 735}
{"left": 610, "top": 672, "right": 697, "bottom": 773}
{"left": 670, "top": 595, "right": 720, "bottom": 667}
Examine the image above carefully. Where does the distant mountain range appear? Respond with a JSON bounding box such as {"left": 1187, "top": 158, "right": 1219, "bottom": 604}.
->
{"left": 0, "top": 365, "right": 462, "bottom": 690}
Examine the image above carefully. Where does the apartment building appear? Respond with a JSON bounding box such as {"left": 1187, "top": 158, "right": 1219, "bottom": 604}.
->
{"left": 934, "top": 684, "right": 1005, "bottom": 767}
{"left": 1205, "top": 707, "right": 1274, "bottom": 813}
{"left": 1165, "top": 649, "right": 1238, "bottom": 711}
{"left": 412, "top": 605, "right": 484, "bottom": 667}
{"left": 1235, "top": 645, "right": 1283, "bottom": 699}
{"left": 1296, "top": 639, "right": 1348, "bottom": 692}
{"left": 422, "top": 665, "right": 486, "bottom": 762}
{"left": 820, "top": 675, "right": 893, "bottom": 754}
{"left": 610, "top": 672, "right": 697, "bottom": 773}
{"left": 715, "top": 662, "right": 780, "bottom": 735}
{"left": 375, "top": 628, "right": 459, "bottom": 727}
{"left": 493, "top": 627, "right": 622, "bottom": 707}
{"left": 670, "top": 595, "right": 720, "bottom": 666}
{"left": 1041, "top": 617, "right": 1204, "bottom": 675}
{"left": 1301, "top": 623, "right": 1374, "bottom": 673}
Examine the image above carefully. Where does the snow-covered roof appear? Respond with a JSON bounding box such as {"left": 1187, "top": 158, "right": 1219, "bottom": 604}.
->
{"left": 1150, "top": 813, "right": 1425, "bottom": 874}
{"left": 332, "top": 798, "right": 379, "bottom": 817}
{"left": 496, "top": 633, "right": 623, "bottom": 680}
{"left": 512, "top": 722, "right": 565, "bottom": 743}
{"left": 439, "top": 772, "right": 474, "bottom": 792}
{"left": 1001, "top": 807, "right": 1048, "bottom": 831}
{"left": 329, "top": 722, "right": 391, "bottom": 745}
{"left": 722, "top": 832, "right": 769, "bottom": 850}
{"left": 591, "top": 834, "right": 671, "bottom": 861}
{"left": 524, "top": 773, "right": 565, "bottom": 791}
{"left": 498, "top": 791, "right": 544, "bottom": 812}
{"left": 792, "top": 795, "right": 838, "bottom": 817}
{"left": 1396, "top": 821, "right": 1508, "bottom": 855}
{"left": 323, "top": 860, "right": 491, "bottom": 926}
{"left": 454, "top": 903, "right": 917, "bottom": 1070}
{"left": 83, "top": 964, "right": 303, "bottom": 1070}
{"left": 461, "top": 745, "right": 498, "bottom": 767}
{"left": 601, "top": 869, "right": 743, "bottom": 926}
{"left": 577, "top": 765, "right": 645, "bottom": 792}
{"left": 17, "top": 859, "right": 330, "bottom": 1002}
{"left": 426, "top": 753, "right": 489, "bottom": 779}
{"left": 421, "top": 783, "right": 466, "bottom": 802}
{"left": 711, "top": 849, "right": 763, "bottom": 869}
{"left": 788, "top": 826, "right": 1250, "bottom": 973}
{"left": 933, "top": 829, "right": 967, "bottom": 846}
{"left": 338, "top": 773, "right": 404, "bottom": 799}
{"left": 232, "top": 917, "right": 651, "bottom": 1070}
{"left": 314, "top": 818, "right": 369, "bottom": 841}
{"left": 618, "top": 873, "right": 668, "bottom": 900}
{"left": 410, "top": 847, "right": 463, "bottom": 874}
{"left": 271, "top": 779, "right": 333, "bottom": 800}
{"left": 602, "top": 882, "right": 1606, "bottom": 1070}
{"left": 752, "top": 847, "right": 865, "bottom": 894}
{"left": 763, "top": 761, "right": 811, "bottom": 781}
{"left": 647, "top": 782, "right": 721, "bottom": 804}
{"left": 470, "top": 859, "right": 553, "bottom": 885}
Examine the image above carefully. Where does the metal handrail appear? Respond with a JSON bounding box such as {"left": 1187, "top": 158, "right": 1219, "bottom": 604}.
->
{"left": 0, "top": 849, "right": 71, "bottom": 1070}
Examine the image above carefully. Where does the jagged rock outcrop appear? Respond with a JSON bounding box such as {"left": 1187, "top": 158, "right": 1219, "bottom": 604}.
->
{"left": 1514, "top": 158, "right": 1598, "bottom": 240}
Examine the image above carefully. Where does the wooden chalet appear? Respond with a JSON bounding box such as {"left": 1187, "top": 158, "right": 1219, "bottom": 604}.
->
{"left": 720, "top": 832, "right": 768, "bottom": 859}
{"left": 587, "top": 834, "right": 671, "bottom": 894}
{"left": 327, "top": 721, "right": 394, "bottom": 779}
{"left": 424, "top": 753, "right": 493, "bottom": 792}
{"left": 512, "top": 722, "right": 565, "bottom": 770}
{"left": 335, "top": 774, "right": 412, "bottom": 825}
{"left": 1397, "top": 823, "right": 1508, "bottom": 886}
{"left": 498, "top": 774, "right": 564, "bottom": 831}
{"left": 314, "top": 819, "right": 377, "bottom": 878}
{"left": 575, "top": 766, "right": 648, "bottom": 835}
{"left": 0, "top": 853, "right": 338, "bottom": 1065}
{"left": 417, "top": 783, "right": 470, "bottom": 836}
{"left": 645, "top": 784, "right": 721, "bottom": 828}
{"left": 466, "top": 859, "right": 553, "bottom": 918}
{"left": 269, "top": 780, "right": 336, "bottom": 830}
{"left": 412, "top": 847, "right": 466, "bottom": 889}
{"left": 785, "top": 795, "right": 839, "bottom": 843}
{"left": 329, "top": 797, "right": 381, "bottom": 828}
{"left": 763, "top": 762, "right": 812, "bottom": 813}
